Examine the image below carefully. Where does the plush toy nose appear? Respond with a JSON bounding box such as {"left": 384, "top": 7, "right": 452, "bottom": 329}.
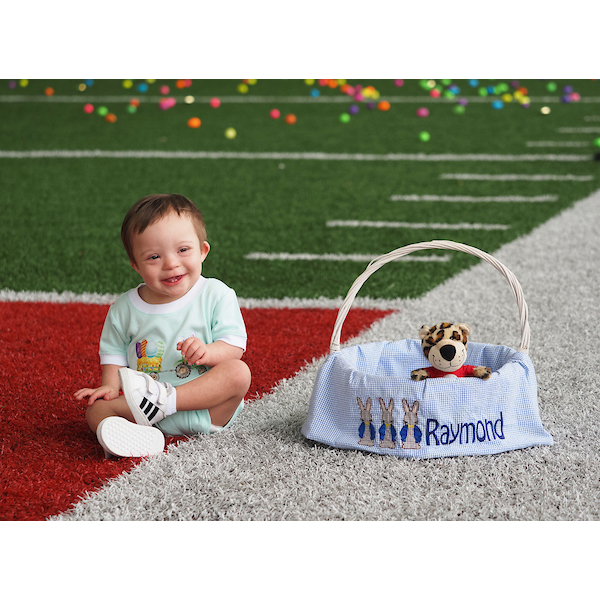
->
{"left": 440, "top": 344, "right": 456, "bottom": 361}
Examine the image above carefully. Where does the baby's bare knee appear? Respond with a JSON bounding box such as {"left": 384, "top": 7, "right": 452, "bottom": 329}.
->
{"left": 227, "top": 359, "right": 251, "bottom": 395}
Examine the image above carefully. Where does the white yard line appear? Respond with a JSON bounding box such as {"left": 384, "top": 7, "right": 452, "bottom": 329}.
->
{"left": 327, "top": 219, "right": 509, "bottom": 230}
{"left": 0, "top": 288, "right": 400, "bottom": 310}
{"left": 2, "top": 94, "right": 600, "bottom": 104}
{"left": 391, "top": 194, "right": 558, "bottom": 202}
{"left": 556, "top": 127, "right": 600, "bottom": 134}
{"left": 0, "top": 150, "right": 592, "bottom": 162}
{"left": 526, "top": 141, "right": 591, "bottom": 147}
{"left": 584, "top": 116, "right": 600, "bottom": 122}
{"left": 245, "top": 252, "right": 451, "bottom": 263}
{"left": 440, "top": 173, "right": 594, "bottom": 181}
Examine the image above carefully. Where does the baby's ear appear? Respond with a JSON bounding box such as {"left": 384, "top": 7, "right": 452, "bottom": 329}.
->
{"left": 418, "top": 325, "right": 432, "bottom": 340}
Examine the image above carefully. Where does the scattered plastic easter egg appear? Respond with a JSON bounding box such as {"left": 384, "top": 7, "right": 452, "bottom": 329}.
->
{"left": 127, "top": 105, "right": 137, "bottom": 114}
{"left": 348, "top": 105, "right": 359, "bottom": 115}
{"left": 238, "top": 83, "right": 249, "bottom": 94}
{"left": 187, "top": 117, "right": 201, "bottom": 128}
{"left": 540, "top": 106, "right": 551, "bottom": 115}
{"left": 453, "top": 104, "right": 466, "bottom": 114}
{"left": 339, "top": 113, "right": 351, "bottom": 123}
{"left": 85, "top": 79, "right": 94, "bottom": 86}
{"left": 304, "top": 79, "right": 315, "bottom": 85}
{"left": 129, "top": 98, "right": 140, "bottom": 107}
{"left": 137, "top": 83, "right": 149, "bottom": 93}
{"left": 546, "top": 82, "right": 557, "bottom": 92}
{"left": 563, "top": 85, "right": 574, "bottom": 94}
{"left": 394, "top": 79, "right": 404, "bottom": 87}
{"left": 19, "top": 79, "right": 28, "bottom": 87}
{"left": 210, "top": 97, "right": 221, "bottom": 108}
{"left": 105, "top": 113, "right": 117, "bottom": 123}
{"left": 97, "top": 106, "right": 109, "bottom": 117}
{"left": 83, "top": 103, "right": 94, "bottom": 114}
{"left": 569, "top": 92, "right": 581, "bottom": 102}
{"left": 377, "top": 100, "right": 390, "bottom": 111}
{"left": 122, "top": 80, "right": 133, "bottom": 89}
{"left": 225, "top": 127, "right": 237, "bottom": 139}
{"left": 8, "top": 80, "right": 16, "bottom": 89}
{"left": 285, "top": 114, "right": 297, "bottom": 125}
{"left": 419, "top": 131, "right": 430, "bottom": 142}
{"left": 270, "top": 108, "right": 280, "bottom": 119}
{"left": 185, "top": 96, "right": 194, "bottom": 104}
{"left": 429, "top": 88, "right": 441, "bottom": 98}
{"left": 160, "top": 85, "right": 170, "bottom": 95}
{"left": 468, "top": 79, "right": 479, "bottom": 87}
{"left": 491, "top": 100, "right": 504, "bottom": 109}
{"left": 310, "top": 88, "right": 320, "bottom": 98}
{"left": 593, "top": 137, "right": 600, "bottom": 148}
{"left": 44, "top": 87, "right": 54, "bottom": 96}
{"left": 416, "top": 107, "right": 429, "bottom": 117}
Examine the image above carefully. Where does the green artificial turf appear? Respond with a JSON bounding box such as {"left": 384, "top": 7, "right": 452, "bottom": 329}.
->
{"left": 1, "top": 79, "right": 599, "bottom": 299}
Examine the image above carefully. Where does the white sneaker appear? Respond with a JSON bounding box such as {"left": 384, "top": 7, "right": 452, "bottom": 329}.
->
{"left": 119, "top": 367, "right": 171, "bottom": 427}
{"left": 96, "top": 416, "right": 165, "bottom": 458}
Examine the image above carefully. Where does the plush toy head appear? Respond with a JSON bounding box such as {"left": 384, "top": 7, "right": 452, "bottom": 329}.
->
{"left": 418, "top": 321, "right": 471, "bottom": 373}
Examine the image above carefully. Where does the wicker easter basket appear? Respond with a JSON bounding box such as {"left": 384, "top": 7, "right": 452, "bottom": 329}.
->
{"left": 301, "top": 241, "right": 553, "bottom": 458}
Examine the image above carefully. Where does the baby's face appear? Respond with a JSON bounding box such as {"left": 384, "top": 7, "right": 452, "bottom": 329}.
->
{"left": 130, "top": 210, "right": 209, "bottom": 304}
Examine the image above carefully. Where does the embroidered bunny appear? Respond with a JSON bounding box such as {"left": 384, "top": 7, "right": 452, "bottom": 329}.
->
{"left": 357, "top": 397, "right": 375, "bottom": 447}
{"left": 400, "top": 399, "right": 422, "bottom": 449}
{"left": 378, "top": 398, "right": 397, "bottom": 449}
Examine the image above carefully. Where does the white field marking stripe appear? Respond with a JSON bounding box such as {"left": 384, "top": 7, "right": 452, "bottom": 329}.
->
{"left": 440, "top": 173, "right": 594, "bottom": 181}
{"left": 3, "top": 94, "right": 600, "bottom": 104}
{"left": 390, "top": 194, "right": 557, "bottom": 202}
{"left": 584, "top": 116, "right": 600, "bottom": 121}
{"left": 0, "top": 95, "right": 477, "bottom": 104}
{"left": 557, "top": 127, "right": 600, "bottom": 133}
{"left": 0, "top": 150, "right": 592, "bottom": 162}
{"left": 0, "top": 288, "right": 401, "bottom": 310}
{"left": 526, "top": 141, "right": 591, "bottom": 147}
{"left": 326, "top": 219, "right": 509, "bottom": 230}
{"left": 245, "top": 252, "right": 451, "bottom": 263}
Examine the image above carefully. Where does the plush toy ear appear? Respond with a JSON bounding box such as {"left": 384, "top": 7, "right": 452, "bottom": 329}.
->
{"left": 456, "top": 323, "right": 471, "bottom": 337}
{"left": 418, "top": 325, "right": 432, "bottom": 340}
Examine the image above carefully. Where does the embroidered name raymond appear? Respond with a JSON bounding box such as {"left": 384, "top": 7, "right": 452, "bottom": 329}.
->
{"left": 426, "top": 412, "right": 505, "bottom": 446}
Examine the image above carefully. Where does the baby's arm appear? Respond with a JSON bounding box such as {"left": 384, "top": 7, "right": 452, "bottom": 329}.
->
{"left": 74, "top": 364, "right": 122, "bottom": 406}
{"left": 177, "top": 338, "right": 243, "bottom": 368}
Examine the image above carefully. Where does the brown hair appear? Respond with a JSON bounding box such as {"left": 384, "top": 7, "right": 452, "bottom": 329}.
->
{"left": 121, "top": 193, "right": 207, "bottom": 263}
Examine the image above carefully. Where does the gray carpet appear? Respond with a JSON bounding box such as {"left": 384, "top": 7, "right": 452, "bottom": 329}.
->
{"left": 53, "top": 188, "right": 600, "bottom": 520}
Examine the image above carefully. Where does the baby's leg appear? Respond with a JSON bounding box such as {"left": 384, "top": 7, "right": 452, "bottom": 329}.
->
{"left": 86, "top": 396, "right": 135, "bottom": 433}
{"left": 175, "top": 359, "right": 251, "bottom": 427}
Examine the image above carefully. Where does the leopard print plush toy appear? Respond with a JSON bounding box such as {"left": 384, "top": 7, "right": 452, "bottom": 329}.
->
{"left": 410, "top": 322, "right": 492, "bottom": 381}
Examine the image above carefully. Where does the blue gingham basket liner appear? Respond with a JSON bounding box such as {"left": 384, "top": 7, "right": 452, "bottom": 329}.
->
{"left": 301, "top": 241, "right": 553, "bottom": 458}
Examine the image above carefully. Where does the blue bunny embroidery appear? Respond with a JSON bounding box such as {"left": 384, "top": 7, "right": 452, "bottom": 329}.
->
{"left": 378, "top": 398, "right": 397, "bottom": 449}
{"left": 400, "top": 399, "right": 422, "bottom": 450}
{"left": 357, "top": 397, "right": 376, "bottom": 447}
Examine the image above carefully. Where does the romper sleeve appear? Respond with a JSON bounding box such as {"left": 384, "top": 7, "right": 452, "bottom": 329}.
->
{"left": 99, "top": 304, "right": 130, "bottom": 366}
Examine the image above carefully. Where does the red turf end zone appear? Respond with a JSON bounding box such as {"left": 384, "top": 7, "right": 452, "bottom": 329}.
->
{"left": 0, "top": 301, "right": 391, "bottom": 520}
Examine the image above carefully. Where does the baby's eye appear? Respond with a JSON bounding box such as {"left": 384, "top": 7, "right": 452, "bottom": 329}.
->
{"left": 179, "top": 247, "right": 189, "bottom": 253}
{"left": 149, "top": 254, "right": 160, "bottom": 260}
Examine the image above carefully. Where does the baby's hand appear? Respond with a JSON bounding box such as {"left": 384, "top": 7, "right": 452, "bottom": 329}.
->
{"left": 177, "top": 336, "right": 208, "bottom": 365}
{"left": 74, "top": 385, "right": 120, "bottom": 406}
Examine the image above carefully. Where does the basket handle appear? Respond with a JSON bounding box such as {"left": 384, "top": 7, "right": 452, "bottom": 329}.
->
{"left": 330, "top": 240, "right": 530, "bottom": 354}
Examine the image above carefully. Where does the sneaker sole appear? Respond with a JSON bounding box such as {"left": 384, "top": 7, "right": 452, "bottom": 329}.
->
{"left": 97, "top": 417, "right": 165, "bottom": 458}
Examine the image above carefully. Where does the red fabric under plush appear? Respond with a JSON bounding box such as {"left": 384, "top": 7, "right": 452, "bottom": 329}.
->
{"left": 0, "top": 301, "right": 391, "bottom": 520}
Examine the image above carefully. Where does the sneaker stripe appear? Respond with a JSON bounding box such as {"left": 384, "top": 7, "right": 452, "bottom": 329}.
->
{"left": 140, "top": 397, "right": 149, "bottom": 411}
{"left": 146, "top": 405, "right": 160, "bottom": 422}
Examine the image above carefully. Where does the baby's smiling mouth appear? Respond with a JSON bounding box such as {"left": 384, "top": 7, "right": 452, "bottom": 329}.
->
{"left": 163, "top": 275, "right": 184, "bottom": 284}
